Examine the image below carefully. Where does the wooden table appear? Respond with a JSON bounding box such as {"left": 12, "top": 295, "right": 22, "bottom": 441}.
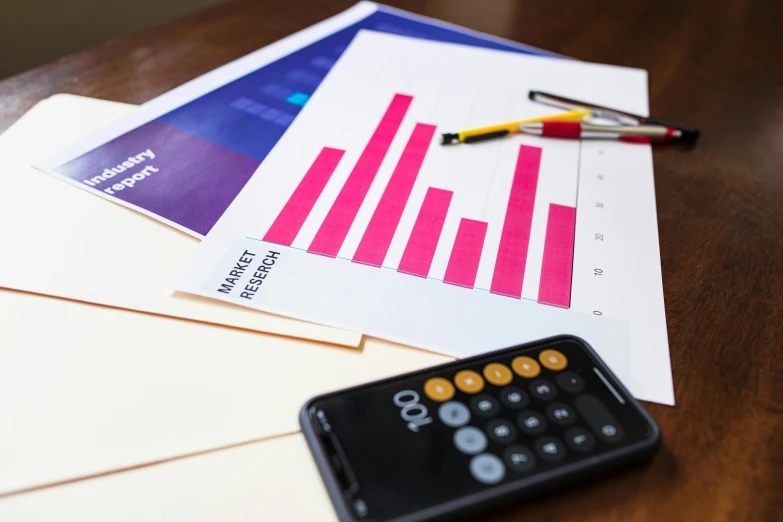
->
{"left": 1, "top": 0, "right": 780, "bottom": 520}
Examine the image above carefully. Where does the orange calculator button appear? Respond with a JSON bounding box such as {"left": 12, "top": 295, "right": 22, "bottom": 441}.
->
{"left": 539, "top": 349, "right": 568, "bottom": 371}
{"left": 483, "top": 363, "right": 513, "bottom": 386}
{"left": 424, "top": 377, "right": 455, "bottom": 402}
{"left": 511, "top": 356, "right": 541, "bottom": 378}
{"left": 454, "top": 370, "right": 485, "bottom": 394}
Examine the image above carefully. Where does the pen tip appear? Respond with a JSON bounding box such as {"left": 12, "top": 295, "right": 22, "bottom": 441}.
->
{"left": 441, "top": 133, "right": 459, "bottom": 145}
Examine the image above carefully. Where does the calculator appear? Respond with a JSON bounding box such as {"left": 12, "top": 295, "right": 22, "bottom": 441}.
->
{"left": 300, "top": 335, "right": 660, "bottom": 522}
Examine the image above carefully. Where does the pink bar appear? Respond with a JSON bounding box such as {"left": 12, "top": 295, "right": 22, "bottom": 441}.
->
{"left": 397, "top": 188, "right": 452, "bottom": 277}
{"left": 308, "top": 94, "right": 414, "bottom": 256}
{"left": 353, "top": 123, "right": 437, "bottom": 266}
{"left": 262, "top": 147, "right": 344, "bottom": 246}
{"left": 490, "top": 144, "right": 542, "bottom": 298}
{"left": 538, "top": 204, "right": 576, "bottom": 307}
{"left": 443, "top": 219, "right": 488, "bottom": 289}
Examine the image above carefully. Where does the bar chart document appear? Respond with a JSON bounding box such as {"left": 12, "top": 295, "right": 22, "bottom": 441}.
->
{"left": 175, "top": 32, "right": 673, "bottom": 405}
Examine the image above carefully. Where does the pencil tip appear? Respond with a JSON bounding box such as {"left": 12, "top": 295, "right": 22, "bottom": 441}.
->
{"left": 441, "top": 133, "right": 459, "bottom": 145}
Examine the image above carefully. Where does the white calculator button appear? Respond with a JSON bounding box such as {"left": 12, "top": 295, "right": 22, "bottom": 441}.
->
{"left": 438, "top": 401, "right": 471, "bottom": 428}
{"left": 454, "top": 426, "right": 487, "bottom": 455}
{"left": 469, "top": 453, "right": 506, "bottom": 484}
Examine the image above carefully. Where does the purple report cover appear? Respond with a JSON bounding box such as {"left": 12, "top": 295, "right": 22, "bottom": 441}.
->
{"left": 38, "top": 2, "right": 556, "bottom": 237}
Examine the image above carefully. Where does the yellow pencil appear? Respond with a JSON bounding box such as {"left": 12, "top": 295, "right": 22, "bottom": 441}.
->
{"left": 441, "top": 109, "right": 592, "bottom": 144}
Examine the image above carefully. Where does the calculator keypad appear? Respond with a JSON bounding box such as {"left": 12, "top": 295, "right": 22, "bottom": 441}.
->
{"left": 556, "top": 372, "right": 585, "bottom": 394}
{"left": 546, "top": 402, "right": 576, "bottom": 426}
{"left": 499, "top": 387, "right": 529, "bottom": 409}
{"left": 575, "top": 395, "right": 624, "bottom": 443}
{"left": 454, "top": 426, "right": 487, "bottom": 455}
{"left": 438, "top": 401, "right": 471, "bottom": 428}
{"left": 511, "top": 356, "right": 540, "bottom": 378}
{"left": 422, "top": 346, "right": 636, "bottom": 486}
{"left": 486, "top": 419, "right": 517, "bottom": 444}
{"left": 529, "top": 379, "right": 558, "bottom": 401}
{"left": 564, "top": 427, "right": 595, "bottom": 452}
{"left": 539, "top": 349, "right": 568, "bottom": 371}
{"left": 535, "top": 436, "right": 566, "bottom": 462}
{"left": 469, "top": 454, "right": 505, "bottom": 484}
{"left": 454, "top": 370, "right": 485, "bottom": 394}
{"left": 503, "top": 445, "right": 536, "bottom": 473}
{"left": 424, "top": 377, "right": 455, "bottom": 402}
{"left": 483, "top": 363, "right": 514, "bottom": 386}
{"left": 470, "top": 395, "right": 500, "bottom": 418}
{"left": 518, "top": 410, "right": 547, "bottom": 435}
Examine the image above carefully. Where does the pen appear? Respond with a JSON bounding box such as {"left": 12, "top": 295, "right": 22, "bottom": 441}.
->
{"left": 518, "top": 121, "right": 682, "bottom": 142}
{"left": 441, "top": 109, "right": 591, "bottom": 144}
{"left": 528, "top": 90, "right": 700, "bottom": 142}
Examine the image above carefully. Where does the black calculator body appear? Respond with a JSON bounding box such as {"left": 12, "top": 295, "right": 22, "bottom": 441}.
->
{"left": 300, "top": 335, "right": 660, "bottom": 522}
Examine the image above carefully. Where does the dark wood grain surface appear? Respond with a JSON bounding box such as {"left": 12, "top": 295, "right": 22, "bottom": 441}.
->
{"left": 1, "top": 0, "right": 781, "bottom": 520}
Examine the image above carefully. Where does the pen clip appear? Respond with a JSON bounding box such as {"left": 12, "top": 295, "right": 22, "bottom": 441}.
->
{"left": 530, "top": 91, "right": 642, "bottom": 126}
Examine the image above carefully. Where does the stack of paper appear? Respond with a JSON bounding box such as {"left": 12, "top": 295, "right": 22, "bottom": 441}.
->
{"left": 1, "top": 0, "right": 545, "bottom": 506}
{"left": 0, "top": 433, "right": 332, "bottom": 521}
{"left": 0, "top": 2, "right": 673, "bottom": 519}
{"left": 0, "top": 95, "right": 450, "bottom": 498}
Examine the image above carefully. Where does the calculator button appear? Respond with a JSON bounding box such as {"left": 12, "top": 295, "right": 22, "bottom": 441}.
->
{"left": 454, "top": 370, "right": 485, "bottom": 394}
{"left": 535, "top": 436, "right": 566, "bottom": 462}
{"left": 469, "top": 454, "right": 506, "bottom": 485}
{"left": 564, "top": 427, "right": 596, "bottom": 453}
{"left": 353, "top": 499, "right": 368, "bottom": 518}
{"left": 438, "top": 401, "right": 471, "bottom": 428}
{"left": 454, "top": 426, "right": 488, "bottom": 455}
{"left": 539, "top": 349, "right": 568, "bottom": 371}
{"left": 470, "top": 394, "right": 500, "bottom": 418}
{"left": 546, "top": 402, "right": 576, "bottom": 426}
{"left": 499, "top": 386, "right": 530, "bottom": 409}
{"left": 486, "top": 419, "right": 517, "bottom": 444}
{"left": 504, "top": 445, "right": 536, "bottom": 473}
{"left": 483, "top": 363, "right": 513, "bottom": 386}
{"left": 511, "top": 356, "right": 540, "bottom": 378}
{"left": 424, "top": 377, "right": 455, "bottom": 402}
{"left": 529, "top": 379, "right": 558, "bottom": 401}
{"left": 574, "top": 395, "right": 625, "bottom": 443}
{"left": 556, "top": 372, "right": 585, "bottom": 394}
{"left": 517, "top": 410, "right": 547, "bottom": 435}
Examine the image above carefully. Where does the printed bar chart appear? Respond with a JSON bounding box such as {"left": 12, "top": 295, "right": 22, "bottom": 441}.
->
{"left": 397, "top": 187, "right": 453, "bottom": 277}
{"left": 308, "top": 93, "right": 413, "bottom": 257}
{"left": 177, "top": 32, "right": 674, "bottom": 405}
{"left": 491, "top": 145, "right": 541, "bottom": 299}
{"left": 261, "top": 94, "right": 575, "bottom": 308}
{"left": 538, "top": 204, "right": 576, "bottom": 307}
{"left": 353, "top": 123, "right": 437, "bottom": 266}
{"left": 263, "top": 147, "right": 344, "bottom": 246}
{"left": 444, "top": 219, "right": 488, "bottom": 289}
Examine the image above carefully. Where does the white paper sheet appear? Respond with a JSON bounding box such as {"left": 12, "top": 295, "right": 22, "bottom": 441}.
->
{"left": 0, "top": 289, "right": 448, "bottom": 495}
{"left": 0, "top": 94, "right": 360, "bottom": 348}
{"left": 0, "top": 434, "right": 335, "bottom": 522}
{"left": 175, "top": 32, "right": 672, "bottom": 404}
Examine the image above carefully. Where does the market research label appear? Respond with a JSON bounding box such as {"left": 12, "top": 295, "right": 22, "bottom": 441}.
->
{"left": 204, "top": 239, "right": 283, "bottom": 302}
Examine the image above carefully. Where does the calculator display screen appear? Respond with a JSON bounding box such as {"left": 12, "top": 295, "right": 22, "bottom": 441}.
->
{"left": 309, "top": 338, "right": 655, "bottom": 521}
